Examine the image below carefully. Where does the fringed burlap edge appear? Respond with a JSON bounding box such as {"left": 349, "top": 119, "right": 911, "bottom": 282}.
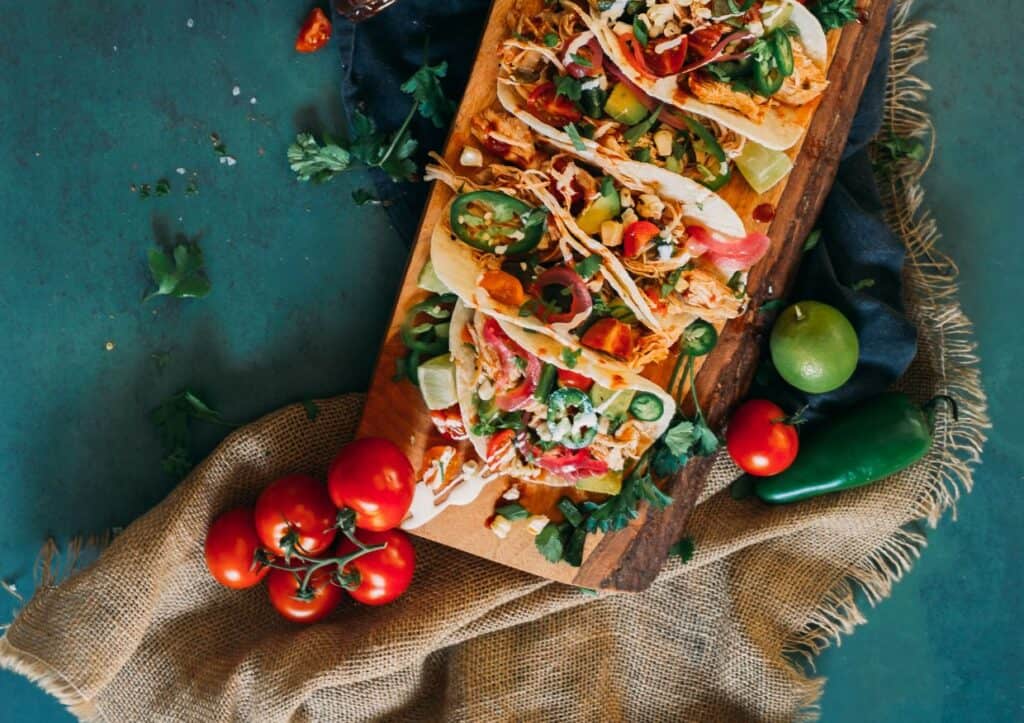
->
{"left": 781, "top": 3, "right": 990, "bottom": 718}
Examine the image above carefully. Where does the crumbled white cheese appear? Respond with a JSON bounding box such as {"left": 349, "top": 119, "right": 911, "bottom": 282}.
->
{"left": 493, "top": 245, "right": 508, "bottom": 255}
{"left": 526, "top": 515, "right": 550, "bottom": 536}
{"left": 501, "top": 486, "right": 521, "bottom": 501}
{"left": 490, "top": 516, "right": 512, "bottom": 539}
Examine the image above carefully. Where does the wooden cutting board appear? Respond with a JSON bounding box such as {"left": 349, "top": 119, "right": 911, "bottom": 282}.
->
{"left": 357, "top": 0, "right": 894, "bottom": 590}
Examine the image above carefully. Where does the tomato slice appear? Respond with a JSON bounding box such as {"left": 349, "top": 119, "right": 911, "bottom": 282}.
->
{"left": 688, "top": 24, "right": 729, "bottom": 59}
{"left": 556, "top": 368, "right": 594, "bottom": 392}
{"left": 642, "top": 36, "right": 689, "bottom": 77}
{"left": 527, "top": 82, "right": 583, "bottom": 125}
{"left": 295, "top": 8, "right": 332, "bottom": 53}
{"left": 487, "top": 429, "right": 517, "bottom": 460}
{"left": 623, "top": 220, "right": 661, "bottom": 258}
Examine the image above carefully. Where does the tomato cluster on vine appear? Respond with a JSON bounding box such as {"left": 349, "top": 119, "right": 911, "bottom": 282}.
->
{"left": 203, "top": 437, "right": 417, "bottom": 623}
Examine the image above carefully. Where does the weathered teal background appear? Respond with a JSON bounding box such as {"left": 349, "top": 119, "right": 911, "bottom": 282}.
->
{"left": 0, "top": 2, "right": 1020, "bottom": 719}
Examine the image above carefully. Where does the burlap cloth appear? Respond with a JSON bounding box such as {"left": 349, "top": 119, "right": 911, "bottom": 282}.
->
{"left": 0, "top": 4, "right": 988, "bottom": 721}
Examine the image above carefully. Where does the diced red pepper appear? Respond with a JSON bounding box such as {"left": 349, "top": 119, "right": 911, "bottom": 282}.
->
{"left": 556, "top": 368, "right": 594, "bottom": 392}
{"left": 295, "top": 8, "right": 332, "bottom": 53}
{"left": 623, "top": 220, "right": 661, "bottom": 258}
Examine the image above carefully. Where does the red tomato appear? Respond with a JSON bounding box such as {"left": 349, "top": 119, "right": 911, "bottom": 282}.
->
{"left": 623, "top": 221, "right": 661, "bottom": 258}
{"left": 726, "top": 399, "right": 799, "bottom": 476}
{"left": 581, "top": 318, "right": 635, "bottom": 359}
{"left": 204, "top": 507, "right": 269, "bottom": 589}
{"left": 688, "top": 24, "right": 729, "bottom": 59}
{"left": 642, "top": 36, "right": 689, "bottom": 76}
{"left": 486, "top": 429, "right": 517, "bottom": 460}
{"left": 643, "top": 285, "right": 668, "bottom": 315}
{"left": 557, "top": 367, "right": 594, "bottom": 392}
{"left": 295, "top": 7, "right": 332, "bottom": 53}
{"left": 526, "top": 82, "right": 583, "bottom": 126}
{"left": 336, "top": 529, "right": 416, "bottom": 606}
{"left": 254, "top": 475, "right": 338, "bottom": 558}
{"left": 327, "top": 437, "right": 415, "bottom": 532}
{"left": 266, "top": 563, "right": 344, "bottom": 623}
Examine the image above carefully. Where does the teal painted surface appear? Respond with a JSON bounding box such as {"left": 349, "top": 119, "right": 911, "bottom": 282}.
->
{"left": 0, "top": 2, "right": 1019, "bottom": 720}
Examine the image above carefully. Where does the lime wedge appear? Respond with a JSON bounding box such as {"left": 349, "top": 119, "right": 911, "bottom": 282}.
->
{"left": 761, "top": 1, "right": 794, "bottom": 31}
{"left": 417, "top": 354, "right": 457, "bottom": 410}
{"left": 576, "top": 470, "right": 623, "bottom": 495}
{"left": 417, "top": 258, "right": 450, "bottom": 294}
{"left": 735, "top": 141, "right": 794, "bottom": 194}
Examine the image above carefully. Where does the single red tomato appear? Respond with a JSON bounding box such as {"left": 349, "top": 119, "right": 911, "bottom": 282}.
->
{"left": 327, "top": 437, "right": 415, "bottom": 532}
{"left": 254, "top": 475, "right": 338, "bottom": 558}
{"left": 623, "top": 221, "right": 661, "bottom": 258}
{"left": 204, "top": 507, "right": 269, "bottom": 589}
{"left": 557, "top": 367, "right": 594, "bottom": 392}
{"left": 726, "top": 399, "right": 799, "bottom": 476}
{"left": 295, "top": 7, "right": 332, "bottom": 53}
{"left": 336, "top": 529, "right": 416, "bottom": 606}
{"left": 266, "top": 563, "right": 344, "bottom": 623}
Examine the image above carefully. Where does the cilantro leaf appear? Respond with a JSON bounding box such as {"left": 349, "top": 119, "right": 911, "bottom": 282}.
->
{"left": 802, "top": 229, "right": 822, "bottom": 252}
{"left": 535, "top": 522, "right": 564, "bottom": 562}
{"left": 669, "top": 536, "right": 695, "bottom": 563}
{"left": 557, "top": 497, "right": 584, "bottom": 527}
{"left": 554, "top": 74, "right": 583, "bottom": 102}
{"left": 288, "top": 133, "right": 352, "bottom": 183}
{"left": 663, "top": 420, "right": 698, "bottom": 457}
{"left": 544, "top": 33, "right": 560, "bottom": 47}
{"left": 759, "top": 298, "right": 786, "bottom": 314}
{"left": 623, "top": 105, "right": 662, "bottom": 146}
{"left": 570, "top": 53, "right": 593, "bottom": 68}
{"left": 496, "top": 502, "right": 529, "bottom": 520}
{"left": 145, "top": 243, "right": 210, "bottom": 301}
{"left": 851, "top": 278, "right": 876, "bottom": 292}
{"left": 302, "top": 399, "right": 320, "bottom": 420}
{"left": 561, "top": 347, "right": 581, "bottom": 369}
{"left": 575, "top": 254, "right": 602, "bottom": 280}
{"left": 400, "top": 61, "right": 456, "bottom": 129}
{"left": 810, "top": 0, "right": 859, "bottom": 32}
{"left": 564, "top": 122, "right": 587, "bottom": 151}
{"left": 151, "top": 389, "right": 225, "bottom": 479}
{"left": 633, "top": 16, "right": 649, "bottom": 47}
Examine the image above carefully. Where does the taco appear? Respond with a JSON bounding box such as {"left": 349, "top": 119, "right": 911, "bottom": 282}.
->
{"left": 427, "top": 148, "right": 768, "bottom": 368}
{"left": 449, "top": 301, "right": 675, "bottom": 490}
{"left": 496, "top": 0, "right": 759, "bottom": 192}
{"left": 572, "top": 0, "right": 829, "bottom": 151}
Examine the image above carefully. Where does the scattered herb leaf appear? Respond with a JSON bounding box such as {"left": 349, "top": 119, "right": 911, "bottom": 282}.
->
{"left": 851, "top": 278, "right": 876, "bottom": 291}
{"left": 535, "top": 522, "right": 564, "bottom": 562}
{"left": 496, "top": 502, "right": 530, "bottom": 521}
{"left": 561, "top": 347, "right": 581, "bottom": 369}
{"left": 144, "top": 243, "right": 211, "bottom": 301}
{"left": 633, "top": 16, "right": 649, "bottom": 47}
{"left": 544, "top": 33, "right": 560, "bottom": 47}
{"left": 554, "top": 74, "right": 583, "bottom": 102}
{"left": 151, "top": 389, "right": 226, "bottom": 478}
{"left": 288, "top": 133, "right": 352, "bottom": 184}
{"left": 802, "top": 229, "right": 822, "bottom": 252}
{"left": 810, "top": 0, "right": 859, "bottom": 32}
{"left": 669, "top": 536, "right": 695, "bottom": 563}
{"left": 302, "top": 399, "right": 320, "bottom": 420}
{"left": 759, "top": 298, "right": 785, "bottom": 314}
{"left": 564, "top": 122, "right": 587, "bottom": 151}
{"left": 399, "top": 61, "right": 456, "bottom": 129}
{"left": 575, "top": 254, "right": 602, "bottom": 280}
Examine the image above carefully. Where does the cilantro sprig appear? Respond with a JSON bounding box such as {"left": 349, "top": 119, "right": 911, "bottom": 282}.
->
{"left": 810, "top": 0, "right": 859, "bottom": 32}
{"left": 151, "top": 389, "right": 231, "bottom": 478}
{"left": 144, "top": 243, "right": 210, "bottom": 301}
{"left": 289, "top": 58, "right": 454, "bottom": 185}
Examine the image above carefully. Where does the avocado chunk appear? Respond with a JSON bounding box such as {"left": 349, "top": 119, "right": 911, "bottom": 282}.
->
{"left": 604, "top": 82, "right": 649, "bottom": 126}
{"left": 576, "top": 180, "right": 621, "bottom": 235}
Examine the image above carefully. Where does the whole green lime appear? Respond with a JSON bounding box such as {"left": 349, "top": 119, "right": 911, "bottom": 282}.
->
{"left": 770, "top": 301, "right": 859, "bottom": 393}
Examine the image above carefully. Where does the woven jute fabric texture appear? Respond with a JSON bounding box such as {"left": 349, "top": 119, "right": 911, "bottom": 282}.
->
{"left": 0, "top": 3, "right": 988, "bottom": 721}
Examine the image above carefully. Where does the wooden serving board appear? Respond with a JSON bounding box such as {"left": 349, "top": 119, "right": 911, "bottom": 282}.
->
{"left": 357, "top": 0, "right": 894, "bottom": 590}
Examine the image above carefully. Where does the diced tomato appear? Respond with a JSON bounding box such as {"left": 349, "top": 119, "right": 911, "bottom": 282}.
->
{"left": 480, "top": 270, "right": 526, "bottom": 306}
{"left": 623, "top": 221, "right": 661, "bottom": 258}
{"left": 487, "top": 429, "right": 517, "bottom": 460}
{"left": 581, "top": 318, "right": 634, "bottom": 359}
{"left": 688, "top": 24, "right": 729, "bottom": 59}
{"left": 556, "top": 368, "right": 594, "bottom": 392}
{"left": 430, "top": 406, "right": 468, "bottom": 441}
{"left": 642, "top": 36, "right": 689, "bottom": 76}
{"left": 527, "top": 82, "right": 583, "bottom": 126}
{"left": 643, "top": 285, "right": 668, "bottom": 314}
{"left": 295, "top": 8, "right": 332, "bottom": 53}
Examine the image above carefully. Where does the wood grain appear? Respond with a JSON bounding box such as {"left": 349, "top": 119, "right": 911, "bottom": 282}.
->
{"left": 357, "top": 0, "right": 894, "bottom": 590}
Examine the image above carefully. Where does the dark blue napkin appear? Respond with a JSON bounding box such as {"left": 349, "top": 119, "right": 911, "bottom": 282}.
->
{"left": 335, "top": 2, "right": 916, "bottom": 420}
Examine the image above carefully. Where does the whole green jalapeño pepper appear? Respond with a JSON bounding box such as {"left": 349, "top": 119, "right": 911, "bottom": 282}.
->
{"left": 755, "top": 393, "right": 958, "bottom": 504}
{"left": 449, "top": 191, "right": 546, "bottom": 255}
